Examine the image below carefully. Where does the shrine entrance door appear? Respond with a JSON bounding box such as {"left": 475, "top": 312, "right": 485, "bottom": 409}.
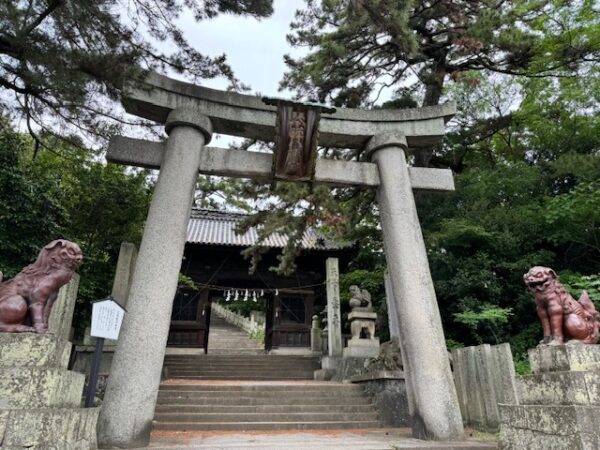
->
{"left": 167, "top": 289, "right": 211, "bottom": 352}
{"left": 267, "top": 291, "right": 314, "bottom": 349}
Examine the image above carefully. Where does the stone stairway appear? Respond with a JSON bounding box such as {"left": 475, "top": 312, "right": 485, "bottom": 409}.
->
{"left": 206, "top": 314, "right": 264, "bottom": 355}
{"left": 153, "top": 382, "right": 382, "bottom": 431}
{"left": 155, "top": 314, "right": 383, "bottom": 432}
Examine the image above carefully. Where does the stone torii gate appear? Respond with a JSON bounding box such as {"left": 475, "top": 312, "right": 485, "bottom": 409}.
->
{"left": 97, "top": 72, "right": 464, "bottom": 448}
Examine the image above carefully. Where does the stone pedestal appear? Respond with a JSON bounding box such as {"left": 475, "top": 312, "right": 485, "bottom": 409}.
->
{"left": 344, "top": 310, "right": 380, "bottom": 358}
{"left": 0, "top": 333, "right": 99, "bottom": 450}
{"left": 499, "top": 345, "right": 600, "bottom": 450}
{"left": 350, "top": 370, "right": 411, "bottom": 427}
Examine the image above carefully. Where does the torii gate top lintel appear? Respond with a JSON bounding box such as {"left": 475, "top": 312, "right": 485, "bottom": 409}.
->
{"left": 123, "top": 72, "right": 456, "bottom": 150}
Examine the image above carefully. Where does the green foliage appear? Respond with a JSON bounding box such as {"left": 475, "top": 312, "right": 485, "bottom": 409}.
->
{"left": 249, "top": 328, "right": 265, "bottom": 344}
{"left": 190, "top": 1, "right": 600, "bottom": 363}
{"left": 0, "top": 123, "right": 65, "bottom": 277}
{"left": 560, "top": 272, "right": 600, "bottom": 307}
{"left": 216, "top": 298, "right": 266, "bottom": 318}
{"left": 454, "top": 304, "right": 513, "bottom": 344}
{"left": 446, "top": 339, "right": 464, "bottom": 351}
{"left": 178, "top": 274, "right": 198, "bottom": 291}
{"left": 0, "top": 124, "right": 151, "bottom": 337}
{"left": 513, "top": 355, "right": 532, "bottom": 376}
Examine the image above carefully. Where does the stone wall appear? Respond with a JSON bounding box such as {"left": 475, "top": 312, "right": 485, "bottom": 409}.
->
{"left": 452, "top": 343, "right": 518, "bottom": 432}
{"left": 499, "top": 344, "right": 600, "bottom": 450}
{"left": 0, "top": 334, "right": 99, "bottom": 449}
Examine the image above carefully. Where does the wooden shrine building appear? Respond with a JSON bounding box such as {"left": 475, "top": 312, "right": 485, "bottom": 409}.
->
{"left": 168, "top": 208, "right": 356, "bottom": 353}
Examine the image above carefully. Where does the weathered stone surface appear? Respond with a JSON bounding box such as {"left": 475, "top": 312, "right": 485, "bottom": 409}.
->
{"left": 108, "top": 136, "right": 456, "bottom": 191}
{"left": 383, "top": 270, "right": 400, "bottom": 339}
{"left": 452, "top": 343, "right": 518, "bottom": 432}
{"left": 317, "top": 355, "right": 374, "bottom": 382}
{"left": 499, "top": 404, "right": 600, "bottom": 450}
{"left": 529, "top": 344, "right": 600, "bottom": 374}
{"left": 71, "top": 346, "right": 114, "bottom": 377}
{"left": 47, "top": 273, "right": 80, "bottom": 340}
{"left": 343, "top": 337, "right": 380, "bottom": 358}
{"left": 0, "top": 367, "right": 84, "bottom": 408}
{"left": 500, "top": 345, "right": 600, "bottom": 450}
{"left": 0, "top": 407, "right": 99, "bottom": 450}
{"left": 0, "top": 333, "right": 71, "bottom": 368}
{"left": 326, "top": 258, "right": 343, "bottom": 358}
{"left": 517, "top": 370, "right": 600, "bottom": 406}
{"left": 123, "top": 72, "right": 456, "bottom": 149}
{"left": 357, "top": 376, "right": 411, "bottom": 427}
{"left": 111, "top": 242, "right": 137, "bottom": 307}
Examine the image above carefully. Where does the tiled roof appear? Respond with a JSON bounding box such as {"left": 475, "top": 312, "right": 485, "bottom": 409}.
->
{"left": 187, "top": 209, "right": 351, "bottom": 250}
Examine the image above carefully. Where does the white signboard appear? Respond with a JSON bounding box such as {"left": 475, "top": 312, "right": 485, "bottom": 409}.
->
{"left": 91, "top": 298, "right": 126, "bottom": 340}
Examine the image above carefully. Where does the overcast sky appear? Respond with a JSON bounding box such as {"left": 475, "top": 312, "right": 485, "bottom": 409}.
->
{"left": 176, "top": 1, "right": 304, "bottom": 96}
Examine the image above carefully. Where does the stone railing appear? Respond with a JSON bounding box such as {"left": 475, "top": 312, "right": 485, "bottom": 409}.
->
{"left": 211, "top": 302, "right": 264, "bottom": 334}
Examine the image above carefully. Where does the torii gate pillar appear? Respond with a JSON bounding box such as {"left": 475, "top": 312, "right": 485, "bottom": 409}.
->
{"left": 97, "top": 109, "right": 212, "bottom": 448}
{"left": 367, "top": 132, "right": 463, "bottom": 440}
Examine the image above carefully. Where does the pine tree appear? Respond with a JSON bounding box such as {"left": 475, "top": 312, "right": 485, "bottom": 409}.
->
{"left": 0, "top": 0, "right": 273, "bottom": 147}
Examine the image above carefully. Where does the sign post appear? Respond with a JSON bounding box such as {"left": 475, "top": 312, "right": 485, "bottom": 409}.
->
{"left": 85, "top": 297, "right": 126, "bottom": 407}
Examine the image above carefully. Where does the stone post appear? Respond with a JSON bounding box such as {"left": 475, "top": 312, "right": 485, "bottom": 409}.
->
{"left": 48, "top": 273, "right": 80, "bottom": 340}
{"left": 367, "top": 132, "right": 463, "bottom": 440}
{"left": 98, "top": 108, "right": 212, "bottom": 448}
{"left": 326, "top": 257, "right": 343, "bottom": 357}
{"left": 311, "top": 314, "right": 322, "bottom": 354}
{"left": 384, "top": 269, "right": 400, "bottom": 340}
{"left": 84, "top": 242, "right": 138, "bottom": 346}
{"left": 111, "top": 242, "right": 138, "bottom": 307}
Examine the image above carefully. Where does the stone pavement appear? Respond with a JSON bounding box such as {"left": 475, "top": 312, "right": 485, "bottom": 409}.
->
{"left": 132, "top": 428, "right": 497, "bottom": 450}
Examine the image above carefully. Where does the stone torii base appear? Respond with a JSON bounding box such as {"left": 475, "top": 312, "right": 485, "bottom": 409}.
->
{"left": 98, "top": 73, "right": 464, "bottom": 448}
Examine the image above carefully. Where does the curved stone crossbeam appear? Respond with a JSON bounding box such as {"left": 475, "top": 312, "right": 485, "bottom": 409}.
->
{"left": 123, "top": 72, "right": 456, "bottom": 149}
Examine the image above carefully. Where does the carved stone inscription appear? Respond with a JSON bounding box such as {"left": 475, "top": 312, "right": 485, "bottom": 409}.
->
{"left": 326, "top": 257, "right": 343, "bottom": 357}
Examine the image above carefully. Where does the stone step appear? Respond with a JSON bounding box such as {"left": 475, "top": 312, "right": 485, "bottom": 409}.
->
{"left": 165, "top": 358, "right": 318, "bottom": 363}
{"left": 159, "top": 384, "right": 361, "bottom": 392}
{"left": 165, "top": 364, "right": 316, "bottom": 369}
{"left": 165, "top": 366, "right": 319, "bottom": 372}
{"left": 165, "top": 355, "right": 317, "bottom": 360}
{"left": 158, "top": 389, "right": 365, "bottom": 398}
{"left": 154, "top": 411, "right": 379, "bottom": 423}
{"left": 155, "top": 404, "right": 374, "bottom": 413}
{"left": 167, "top": 369, "right": 315, "bottom": 375}
{"left": 165, "top": 360, "right": 318, "bottom": 366}
{"left": 152, "top": 420, "right": 383, "bottom": 431}
{"left": 203, "top": 350, "right": 265, "bottom": 355}
{"left": 169, "top": 375, "right": 314, "bottom": 381}
{"left": 156, "top": 396, "right": 372, "bottom": 406}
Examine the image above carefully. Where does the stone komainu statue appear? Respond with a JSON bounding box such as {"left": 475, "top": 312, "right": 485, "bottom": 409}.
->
{"left": 524, "top": 266, "right": 600, "bottom": 345}
{"left": 0, "top": 240, "right": 82, "bottom": 333}
{"left": 348, "top": 285, "right": 372, "bottom": 310}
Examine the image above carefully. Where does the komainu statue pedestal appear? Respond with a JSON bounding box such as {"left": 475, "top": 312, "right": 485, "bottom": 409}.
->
{"left": 499, "top": 344, "right": 600, "bottom": 450}
{"left": 0, "top": 333, "right": 99, "bottom": 449}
